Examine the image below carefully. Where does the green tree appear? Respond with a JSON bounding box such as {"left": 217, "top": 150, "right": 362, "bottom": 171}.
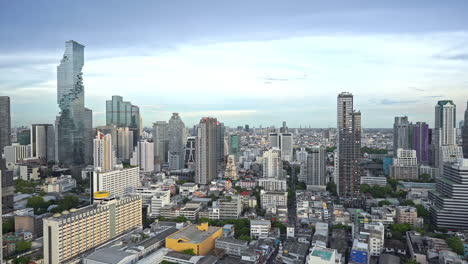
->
{"left": 405, "top": 260, "right": 418, "bottom": 264}
{"left": 400, "top": 200, "right": 415, "bottom": 206}
{"left": 326, "top": 181, "right": 337, "bottom": 196}
{"left": 378, "top": 200, "right": 391, "bottom": 207}
{"left": 27, "top": 196, "right": 50, "bottom": 215}
{"left": 239, "top": 234, "right": 251, "bottom": 241}
{"left": 390, "top": 223, "right": 412, "bottom": 233}
{"left": 16, "top": 240, "right": 32, "bottom": 253}
{"left": 446, "top": 237, "right": 464, "bottom": 255}
{"left": 419, "top": 173, "right": 433, "bottom": 182}
{"left": 2, "top": 218, "right": 14, "bottom": 233}
{"left": 12, "top": 256, "right": 31, "bottom": 264}
{"left": 415, "top": 204, "right": 429, "bottom": 219}
{"left": 57, "top": 195, "right": 79, "bottom": 210}
{"left": 181, "top": 249, "right": 195, "bottom": 255}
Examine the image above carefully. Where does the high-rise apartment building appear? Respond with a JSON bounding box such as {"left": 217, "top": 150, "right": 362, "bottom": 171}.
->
{"left": 268, "top": 131, "right": 293, "bottom": 162}
{"left": 229, "top": 134, "right": 240, "bottom": 159}
{"left": 130, "top": 140, "right": 154, "bottom": 172}
{"left": 0, "top": 96, "right": 11, "bottom": 155}
{"left": 337, "top": 92, "right": 362, "bottom": 196}
{"left": 1, "top": 159, "right": 14, "bottom": 214}
{"left": 262, "top": 148, "right": 283, "bottom": 179}
{"left": 306, "top": 146, "right": 326, "bottom": 187}
{"left": 92, "top": 166, "right": 140, "bottom": 198}
{"left": 433, "top": 100, "right": 458, "bottom": 174}
{"left": 168, "top": 113, "right": 185, "bottom": 170}
{"left": 463, "top": 102, "right": 468, "bottom": 158}
{"left": 195, "top": 117, "right": 218, "bottom": 184}
{"left": 93, "top": 131, "right": 115, "bottom": 172}
{"left": 55, "top": 40, "right": 93, "bottom": 166}
{"left": 216, "top": 122, "right": 225, "bottom": 164}
{"left": 116, "top": 127, "right": 133, "bottom": 161}
{"left": 434, "top": 100, "right": 457, "bottom": 146}
{"left": 279, "top": 133, "right": 293, "bottom": 162}
{"left": 106, "top": 95, "right": 141, "bottom": 141}
{"left": 411, "top": 122, "right": 430, "bottom": 165}
{"left": 429, "top": 158, "right": 468, "bottom": 229}
{"left": 295, "top": 147, "right": 308, "bottom": 163}
{"left": 153, "top": 121, "right": 168, "bottom": 164}
{"left": 31, "top": 124, "right": 55, "bottom": 163}
{"left": 390, "top": 148, "right": 418, "bottom": 180}
{"left": 269, "top": 133, "right": 279, "bottom": 148}
{"left": 43, "top": 195, "right": 142, "bottom": 264}
{"left": 184, "top": 136, "right": 196, "bottom": 165}
{"left": 393, "top": 116, "right": 410, "bottom": 152}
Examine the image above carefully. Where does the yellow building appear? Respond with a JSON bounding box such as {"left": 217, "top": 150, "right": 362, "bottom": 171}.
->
{"left": 165, "top": 223, "right": 223, "bottom": 255}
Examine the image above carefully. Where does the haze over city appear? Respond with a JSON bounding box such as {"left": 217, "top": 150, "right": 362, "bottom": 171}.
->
{"left": 1, "top": 0, "right": 468, "bottom": 128}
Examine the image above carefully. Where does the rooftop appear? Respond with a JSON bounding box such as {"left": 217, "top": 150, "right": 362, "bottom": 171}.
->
{"left": 84, "top": 248, "right": 135, "bottom": 264}
{"left": 167, "top": 224, "right": 221, "bottom": 244}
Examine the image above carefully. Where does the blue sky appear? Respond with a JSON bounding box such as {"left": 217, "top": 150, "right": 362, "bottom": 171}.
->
{"left": 1, "top": 1, "right": 468, "bottom": 128}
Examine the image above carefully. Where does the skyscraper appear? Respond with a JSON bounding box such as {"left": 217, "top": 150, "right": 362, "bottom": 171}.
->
{"left": 435, "top": 100, "right": 457, "bottom": 146}
{"left": 106, "top": 95, "right": 141, "bottom": 141}
{"left": 0, "top": 96, "right": 11, "bottom": 155}
{"left": 337, "top": 92, "right": 362, "bottom": 196}
{"left": 168, "top": 113, "right": 186, "bottom": 170}
{"left": 216, "top": 122, "right": 225, "bottom": 165}
{"left": 195, "top": 117, "right": 218, "bottom": 184}
{"left": 130, "top": 140, "right": 154, "bottom": 172}
{"left": 31, "top": 124, "right": 55, "bottom": 163}
{"left": 116, "top": 127, "right": 133, "bottom": 161}
{"left": 411, "top": 122, "right": 430, "bottom": 165}
{"left": 269, "top": 133, "right": 279, "bottom": 148}
{"left": 184, "top": 136, "right": 196, "bottom": 166}
{"left": 429, "top": 158, "right": 468, "bottom": 229}
{"left": 393, "top": 116, "right": 410, "bottom": 152}
{"left": 93, "top": 131, "right": 115, "bottom": 172}
{"left": 153, "top": 121, "right": 168, "bottom": 164}
{"left": 55, "top": 40, "right": 93, "bottom": 166}
{"left": 306, "top": 146, "right": 326, "bottom": 187}
{"left": 262, "top": 148, "right": 283, "bottom": 179}
{"left": 279, "top": 133, "right": 293, "bottom": 162}
{"left": 229, "top": 134, "right": 240, "bottom": 159}
{"left": 463, "top": 102, "right": 468, "bottom": 158}
{"left": 433, "top": 100, "right": 457, "bottom": 174}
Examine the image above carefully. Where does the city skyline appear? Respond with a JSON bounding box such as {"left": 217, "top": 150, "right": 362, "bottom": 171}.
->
{"left": 1, "top": 1, "right": 468, "bottom": 128}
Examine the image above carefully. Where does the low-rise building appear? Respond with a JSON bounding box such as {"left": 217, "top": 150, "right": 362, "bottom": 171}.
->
{"left": 260, "top": 190, "right": 287, "bottom": 209}
{"left": 396, "top": 206, "right": 418, "bottom": 225}
{"left": 250, "top": 219, "right": 271, "bottom": 239}
{"left": 219, "top": 195, "right": 242, "bottom": 219}
{"left": 165, "top": 223, "right": 223, "bottom": 256}
{"left": 179, "top": 183, "right": 198, "bottom": 197}
{"left": 45, "top": 175, "right": 76, "bottom": 193}
{"left": 307, "top": 245, "right": 341, "bottom": 264}
{"left": 215, "top": 237, "right": 248, "bottom": 257}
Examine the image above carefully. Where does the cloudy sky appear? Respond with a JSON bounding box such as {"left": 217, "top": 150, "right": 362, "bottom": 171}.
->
{"left": 1, "top": 1, "right": 468, "bottom": 128}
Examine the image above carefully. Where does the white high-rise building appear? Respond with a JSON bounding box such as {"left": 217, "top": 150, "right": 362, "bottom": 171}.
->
{"left": 31, "top": 124, "right": 55, "bottom": 163}
{"left": 93, "top": 131, "right": 115, "bottom": 172}
{"left": 4, "top": 143, "right": 30, "bottom": 168}
{"left": 296, "top": 147, "right": 308, "bottom": 163}
{"left": 262, "top": 148, "right": 283, "bottom": 179}
{"left": 130, "top": 140, "right": 154, "bottom": 172}
{"left": 92, "top": 166, "right": 140, "bottom": 198}
{"left": 435, "top": 100, "right": 457, "bottom": 146}
{"left": 279, "top": 133, "right": 293, "bottom": 162}
{"left": 168, "top": 113, "right": 185, "bottom": 170}
{"left": 116, "top": 127, "right": 133, "bottom": 161}
{"left": 195, "top": 117, "right": 218, "bottom": 184}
